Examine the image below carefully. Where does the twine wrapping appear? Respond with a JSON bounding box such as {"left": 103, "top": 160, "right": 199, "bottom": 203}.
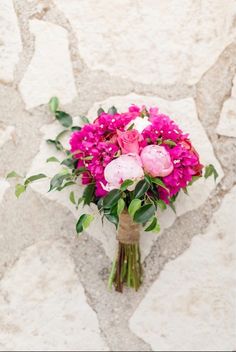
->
{"left": 117, "top": 211, "right": 140, "bottom": 244}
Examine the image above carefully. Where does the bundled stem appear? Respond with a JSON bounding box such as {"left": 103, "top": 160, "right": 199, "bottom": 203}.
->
{"left": 108, "top": 211, "right": 142, "bottom": 292}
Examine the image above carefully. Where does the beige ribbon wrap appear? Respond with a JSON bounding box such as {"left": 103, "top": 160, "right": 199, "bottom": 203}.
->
{"left": 117, "top": 211, "right": 140, "bottom": 244}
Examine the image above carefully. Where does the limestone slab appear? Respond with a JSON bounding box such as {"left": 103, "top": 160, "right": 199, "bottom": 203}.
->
{"left": 0, "top": 179, "right": 9, "bottom": 203}
{"left": 0, "top": 240, "right": 108, "bottom": 351}
{"left": 0, "top": 0, "right": 22, "bottom": 83}
{"left": 53, "top": 0, "right": 236, "bottom": 85}
{"left": 217, "top": 75, "right": 236, "bottom": 137}
{"left": 19, "top": 20, "right": 77, "bottom": 109}
{"left": 130, "top": 186, "right": 236, "bottom": 351}
{"left": 27, "top": 94, "right": 223, "bottom": 262}
{"left": 0, "top": 122, "right": 15, "bottom": 148}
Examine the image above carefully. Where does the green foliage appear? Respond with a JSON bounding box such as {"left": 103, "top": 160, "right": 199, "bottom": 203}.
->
{"left": 6, "top": 171, "right": 22, "bottom": 179}
{"left": 97, "top": 107, "right": 105, "bottom": 116}
{"left": 49, "top": 97, "right": 59, "bottom": 113}
{"left": 133, "top": 204, "right": 156, "bottom": 224}
{"left": 128, "top": 199, "right": 142, "bottom": 217}
{"left": 163, "top": 139, "right": 176, "bottom": 147}
{"left": 76, "top": 214, "right": 94, "bottom": 234}
{"left": 145, "top": 216, "right": 160, "bottom": 232}
{"left": 117, "top": 198, "right": 125, "bottom": 216}
{"left": 108, "top": 106, "right": 117, "bottom": 115}
{"left": 15, "top": 184, "right": 26, "bottom": 198}
{"left": 69, "top": 191, "right": 76, "bottom": 205}
{"left": 204, "top": 164, "right": 218, "bottom": 181}
{"left": 103, "top": 189, "right": 121, "bottom": 209}
{"left": 24, "top": 174, "right": 47, "bottom": 186}
{"left": 120, "top": 179, "right": 134, "bottom": 191}
{"left": 83, "top": 183, "right": 95, "bottom": 205}
{"left": 55, "top": 111, "right": 73, "bottom": 128}
{"left": 134, "top": 179, "right": 150, "bottom": 199}
{"left": 46, "top": 156, "right": 60, "bottom": 163}
{"left": 80, "top": 116, "right": 90, "bottom": 124}
{"left": 155, "top": 199, "right": 167, "bottom": 211}
{"left": 127, "top": 123, "right": 135, "bottom": 130}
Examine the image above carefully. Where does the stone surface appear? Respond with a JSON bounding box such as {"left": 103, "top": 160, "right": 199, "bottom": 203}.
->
{"left": 130, "top": 186, "right": 236, "bottom": 351}
{"left": 0, "top": 122, "right": 15, "bottom": 148}
{"left": 19, "top": 19, "right": 77, "bottom": 109}
{"left": 0, "top": 0, "right": 22, "bottom": 83}
{"left": 27, "top": 94, "right": 223, "bottom": 262}
{"left": 217, "top": 75, "right": 236, "bottom": 137}
{"left": 53, "top": 0, "right": 236, "bottom": 85}
{"left": 0, "top": 179, "right": 9, "bottom": 203}
{"left": 0, "top": 240, "right": 108, "bottom": 351}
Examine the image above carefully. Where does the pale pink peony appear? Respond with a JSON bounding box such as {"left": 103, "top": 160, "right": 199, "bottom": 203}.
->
{"left": 117, "top": 129, "right": 141, "bottom": 154}
{"left": 102, "top": 154, "right": 144, "bottom": 191}
{"left": 141, "top": 145, "right": 173, "bottom": 177}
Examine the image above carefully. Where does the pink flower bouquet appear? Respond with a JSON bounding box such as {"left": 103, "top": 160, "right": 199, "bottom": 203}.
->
{"left": 8, "top": 98, "right": 218, "bottom": 292}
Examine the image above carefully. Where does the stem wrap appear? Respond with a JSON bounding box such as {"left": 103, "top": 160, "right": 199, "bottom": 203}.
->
{"left": 117, "top": 211, "right": 140, "bottom": 244}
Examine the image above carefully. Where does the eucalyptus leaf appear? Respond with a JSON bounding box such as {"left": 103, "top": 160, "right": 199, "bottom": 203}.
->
{"left": 133, "top": 204, "right": 155, "bottom": 224}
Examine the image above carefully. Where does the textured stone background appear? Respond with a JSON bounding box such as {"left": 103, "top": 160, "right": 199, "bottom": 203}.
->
{"left": 0, "top": 1, "right": 236, "bottom": 351}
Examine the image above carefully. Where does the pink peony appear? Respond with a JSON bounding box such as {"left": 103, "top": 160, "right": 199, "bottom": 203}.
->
{"left": 141, "top": 145, "right": 173, "bottom": 177}
{"left": 102, "top": 154, "right": 144, "bottom": 191}
{"left": 117, "top": 129, "right": 141, "bottom": 154}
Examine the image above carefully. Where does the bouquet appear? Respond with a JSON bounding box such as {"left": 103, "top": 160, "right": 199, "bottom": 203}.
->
{"left": 7, "top": 98, "right": 218, "bottom": 292}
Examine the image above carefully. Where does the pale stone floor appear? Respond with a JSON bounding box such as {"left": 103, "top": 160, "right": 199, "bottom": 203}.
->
{"left": 0, "top": 1, "right": 236, "bottom": 351}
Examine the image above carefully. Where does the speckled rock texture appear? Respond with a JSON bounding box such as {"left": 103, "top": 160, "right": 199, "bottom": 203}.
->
{"left": 0, "top": 1, "right": 235, "bottom": 351}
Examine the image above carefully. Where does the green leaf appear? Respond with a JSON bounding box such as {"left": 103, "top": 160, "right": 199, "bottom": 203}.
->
{"left": 103, "top": 189, "right": 121, "bottom": 209}
{"left": 57, "top": 181, "right": 76, "bottom": 191}
{"left": 108, "top": 106, "right": 117, "bottom": 115}
{"left": 82, "top": 214, "right": 94, "bottom": 230}
{"left": 105, "top": 213, "right": 119, "bottom": 228}
{"left": 46, "top": 139, "right": 64, "bottom": 151}
{"left": 127, "top": 123, "right": 135, "bottom": 130}
{"left": 80, "top": 116, "right": 90, "bottom": 124}
{"left": 204, "top": 164, "right": 218, "bottom": 181}
{"left": 128, "top": 199, "right": 142, "bottom": 217}
{"left": 61, "top": 158, "right": 77, "bottom": 169}
{"left": 156, "top": 199, "right": 167, "bottom": 211}
{"left": 15, "top": 184, "right": 26, "bottom": 198}
{"left": 83, "top": 183, "right": 95, "bottom": 205}
{"left": 134, "top": 179, "right": 150, "bottom": 199}
{"left": 117, "top": 198, "right": 125, "bottom": 216}
{"left": 76, "top": 214, "right": 87, "bottom": 234}
{"left": 151, "top": 177, "right": 169, "bottom": 191}
{"left": 169, "top": 202, "right": 176, "bottom": 213}
{"left": 55, "top": 111, "right": 73, "bottom": 128}
{"left": 97, "top": 107, "right": 105, "bottom": 116}
{"left": 55, "top": 129, "right": 69, "bottom": 141}
{"left": 163, "top": 139, "right": 176, "bottom": 147}
{"left": 49, "top": 172, "right": 70, "bottom": 192}
{"left": 69, "top": 191, "right": 76, "bottom": 205}
{"left": 145, "top": 217, "right": 157, "bottom": 232}
{"left": 46, "top": 156, "right": 60, "bottom": 163}
{"left": 157, "top": 138, "right": 162, "bottom": 145}
{"left": 133, "top": 204, "right": 156, "bottom": 224}
{"left": 24, "top": 173, "right": 47, "bottom": 186}
{"left": 71, "top": 126, "right": 81, "bottom": 131}
{"left": 77, "top": 197, "right": 85, "bottom": 208}
{"left": 182, "top": 187, "right": 188, "bottom": 195}
{"left": 6, "top": 171, "right": 22, "bottom": 179}
{"left": 188, "top": 175, "right": 201, "bottom": 186}
{"left": 49, "top": 97, "right": 59, "bottom": 113}
{"left": 120, "top": 179, "right": 134, "bottom": 191}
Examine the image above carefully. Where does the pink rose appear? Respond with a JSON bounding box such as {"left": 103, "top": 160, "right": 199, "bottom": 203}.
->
{"left": 141, "top": 145, "right": 173, "bottom": 177}
{"left": 117, "top": 129, "right": 141, "bottom": 154}
{"left": 102, "top": 154, "right": 144, "bottom": 191}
